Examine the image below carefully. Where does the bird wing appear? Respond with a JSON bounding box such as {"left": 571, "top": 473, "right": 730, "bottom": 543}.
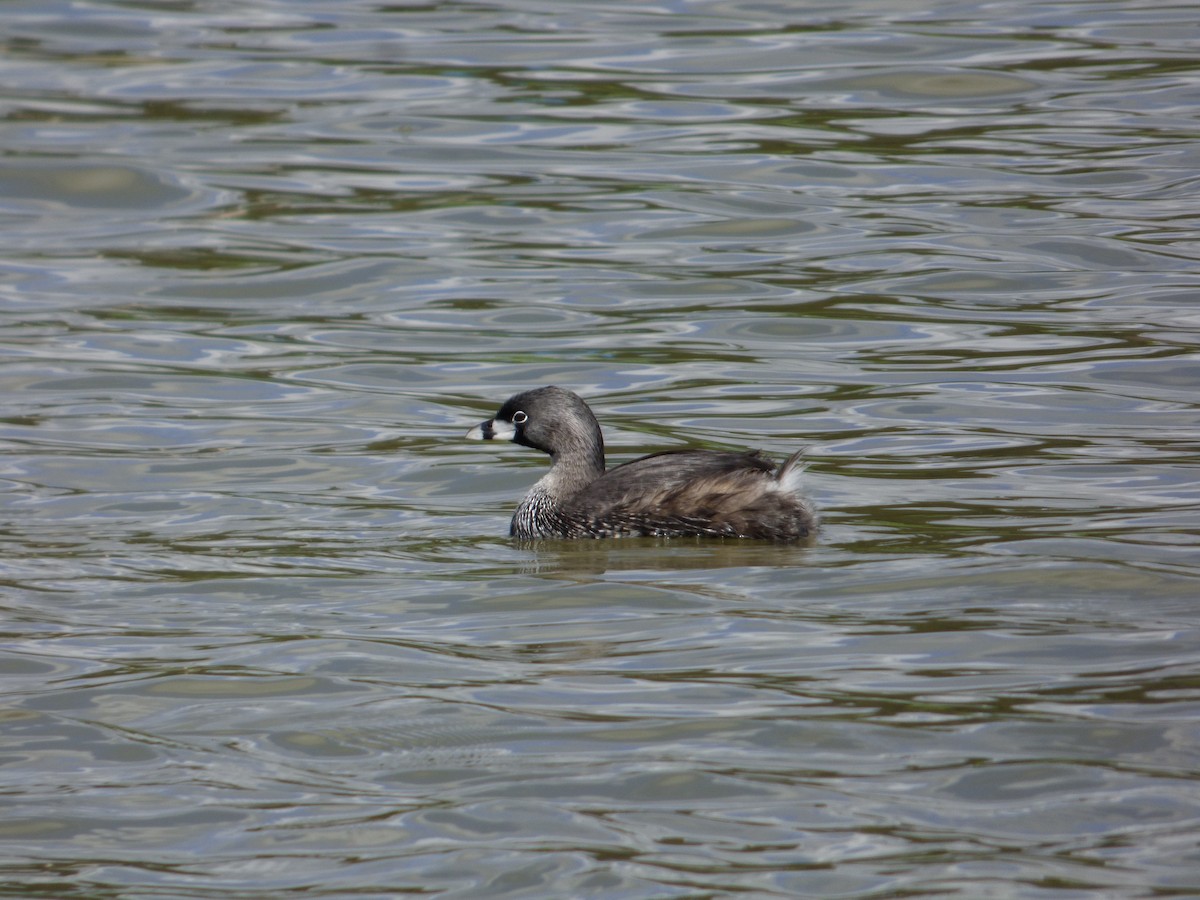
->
{"left": 563, "top": 450, "right": 784, "bottom": 536}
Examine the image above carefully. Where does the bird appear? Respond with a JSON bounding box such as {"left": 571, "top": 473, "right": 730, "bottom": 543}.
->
{"left": 466, "top": 385, "right": 816, "bottom": 541}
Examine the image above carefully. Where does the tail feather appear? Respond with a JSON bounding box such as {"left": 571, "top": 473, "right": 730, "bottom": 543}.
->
{"left": 776, "top": 449, "right": 807, "bottom": 494}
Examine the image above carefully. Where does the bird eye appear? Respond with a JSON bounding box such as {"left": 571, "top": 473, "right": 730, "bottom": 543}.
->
{"left": 512, "top": 411, "right": 528, "bottom": 424}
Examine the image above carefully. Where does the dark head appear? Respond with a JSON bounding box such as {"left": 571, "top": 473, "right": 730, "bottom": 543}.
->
{"left": 467, "top": 386, "right": 605, "bottom": 474}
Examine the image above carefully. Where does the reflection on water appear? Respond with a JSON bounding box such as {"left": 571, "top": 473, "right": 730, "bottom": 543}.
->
{"left": 2, "top": 0, "right": 1200, "bottom": 896}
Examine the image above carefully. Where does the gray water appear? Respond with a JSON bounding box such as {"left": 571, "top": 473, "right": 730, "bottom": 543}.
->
{"left": 3, "top": 1, "right": 1200, "bottom": 897}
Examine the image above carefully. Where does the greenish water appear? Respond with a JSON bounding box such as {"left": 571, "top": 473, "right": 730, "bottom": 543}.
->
{"left": 2, "top": 1, "right": 1199, "bottom": 897}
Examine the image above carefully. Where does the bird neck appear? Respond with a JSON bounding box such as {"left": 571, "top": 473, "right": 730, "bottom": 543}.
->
{"left": 542, "top": 447, "right": 604, "bottom": 500}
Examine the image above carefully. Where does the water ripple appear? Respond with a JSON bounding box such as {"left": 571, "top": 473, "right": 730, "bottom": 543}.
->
{"left": 1, "top": 0, "right": 1199, "bottom": 897}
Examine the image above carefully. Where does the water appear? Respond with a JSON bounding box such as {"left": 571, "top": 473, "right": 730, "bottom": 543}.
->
{"left": 2, "top": 0, "right": 1199, "bottom": 896}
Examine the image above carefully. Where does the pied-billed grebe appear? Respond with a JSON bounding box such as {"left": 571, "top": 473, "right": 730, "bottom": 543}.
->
{"left": 466, "top": 386, "right": 817, "bottom": 541}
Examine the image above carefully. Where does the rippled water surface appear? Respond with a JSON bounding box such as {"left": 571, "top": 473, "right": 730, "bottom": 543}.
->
{"left": 3, "top": 0, "right": 1200, "bottom": 896}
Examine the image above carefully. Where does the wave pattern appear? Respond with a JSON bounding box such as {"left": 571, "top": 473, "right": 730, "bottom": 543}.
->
{"left": 2, "top": 0, "right": 1199, "bottom": 896}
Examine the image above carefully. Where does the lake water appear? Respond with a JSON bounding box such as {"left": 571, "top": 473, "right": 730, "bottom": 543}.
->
{"left": 2, "top": 1, "right": 1199, "bottom": 896}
